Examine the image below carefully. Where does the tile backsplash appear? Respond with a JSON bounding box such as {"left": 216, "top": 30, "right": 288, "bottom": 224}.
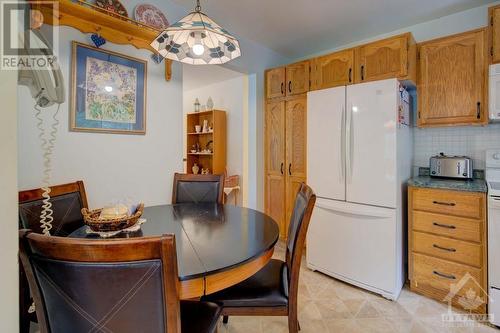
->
{"left": 413, "top": 123, "right": 500, "bottom": 171}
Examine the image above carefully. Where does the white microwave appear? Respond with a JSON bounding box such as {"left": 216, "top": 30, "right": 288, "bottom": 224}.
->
{"left": 490, "top": 64, "right": 500, "bottom": 122}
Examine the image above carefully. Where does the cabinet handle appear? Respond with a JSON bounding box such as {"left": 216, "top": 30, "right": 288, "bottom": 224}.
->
{"left": 477, "top": 102, "right": 481, "bottom": 119}
{"left": 433, "top": 270, "right": 456, "bottom": 280}
{"left": 281, "top": 82, "right": 284, "bottom": 95}
{"left": 280, "top": 162, "right": 284, "bottom": 175}
{"left": 432, "top": 201, "right": 455, "bottom": 206}
{"left": 288, "top": 163, "right": 292, "bottom": 176}
{"left": 348, "top": 68, "right": 352, "bottom": 83}
{"left": 361, "top": 65, "right": 365, "bottom": 81}
{"left": 433, "top": 222, "right": 456, "bottom": 229}
{"left": 433, "top": 244, "right": 456, "bottom": 252}
{"left": 288, "top": 81, "right": 292, "bottom": 93}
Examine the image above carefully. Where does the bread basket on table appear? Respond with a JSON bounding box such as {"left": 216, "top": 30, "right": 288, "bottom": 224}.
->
{"left": 82, "top": 203, "right": 144, "bottom": 232}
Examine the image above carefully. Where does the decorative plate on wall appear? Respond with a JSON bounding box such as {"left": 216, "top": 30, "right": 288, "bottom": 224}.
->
{"left": 134, "top": 4, "right": 169, "bottom": 29}
{"left": 95, "top": 0, "right": 128, "bottom": 17}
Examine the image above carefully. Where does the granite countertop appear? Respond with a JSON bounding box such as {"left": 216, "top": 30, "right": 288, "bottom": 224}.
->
{"left": 408, "top": 176, "right": 487, "bottom": 193}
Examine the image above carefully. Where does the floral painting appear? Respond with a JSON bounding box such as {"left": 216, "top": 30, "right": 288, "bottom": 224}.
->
{"left": 71, "top": 42, "right": 146, "bottom": 134}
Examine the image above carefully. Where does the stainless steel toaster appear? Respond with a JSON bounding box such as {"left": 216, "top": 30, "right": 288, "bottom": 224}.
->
{"left": 429, "top": 153, "right": 473, "bottom": 179}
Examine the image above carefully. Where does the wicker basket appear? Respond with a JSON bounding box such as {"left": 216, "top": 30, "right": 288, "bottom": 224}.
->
{"left": 82, "top": 203, "right": 144, "bottom": 232}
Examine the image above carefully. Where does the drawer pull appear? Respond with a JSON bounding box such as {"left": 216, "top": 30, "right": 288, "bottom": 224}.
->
{"left": 433, "top": 222, "right": 456, "bottom": 229}
{"left": 433, "top": 244, "right": 456, "bottom": 252}
{"left": 433, "top": 270, "right": 456, "bottom": 280}
{"left": 432, "top": 201, "right": 456, "bottom": 206}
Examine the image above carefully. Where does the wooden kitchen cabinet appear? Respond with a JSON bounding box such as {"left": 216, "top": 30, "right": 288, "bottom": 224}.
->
{"left": 266, "top": 67, "right": 286, "bottom": 99}
{"left": 266, "top": 61, "right": 310, "bottom": 99}
{"left": 417, "top": 29, "right": 488, "bottom": 127}
{"left": 490, "top": 5, "right": 500, "bottom": 64}
{"left": 264, "top": 96, "right": 307, "bottom": 238}
{"left": 355, "top": 33, "right": 416, "bottom": 84}
{"left": 310, "top": 49, "right": 355, "bottom": 90}
{"left": 408, "top": 186, "right": 487, "bottom": 313}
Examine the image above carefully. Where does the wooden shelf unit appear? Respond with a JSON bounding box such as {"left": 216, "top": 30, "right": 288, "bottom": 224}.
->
{"left": 33, "top": 0, "right": 172, "bottom": 80}
{"left": 186, "top": 110, "right": 226, "bottom": 175}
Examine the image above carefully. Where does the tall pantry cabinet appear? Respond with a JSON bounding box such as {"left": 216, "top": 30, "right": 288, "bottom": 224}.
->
{"left": 265, "top": 61, "right": 308, "bottom": 238}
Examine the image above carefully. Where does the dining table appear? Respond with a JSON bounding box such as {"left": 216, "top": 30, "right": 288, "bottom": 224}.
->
{"left": 69, "top": 203, "right": 280, "bottom": 299}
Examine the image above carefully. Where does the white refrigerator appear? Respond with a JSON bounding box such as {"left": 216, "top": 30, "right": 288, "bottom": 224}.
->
{"left": 306, "top": 78, "right": 412, "bottom": 300}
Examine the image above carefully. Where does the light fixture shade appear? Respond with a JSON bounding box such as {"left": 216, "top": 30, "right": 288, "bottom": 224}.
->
{"left": 151, "top": 11, "right": 241, "bottom": 65}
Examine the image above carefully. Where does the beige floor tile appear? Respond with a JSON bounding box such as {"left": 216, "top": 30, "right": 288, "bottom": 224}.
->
{"left": 356, "top": 317, "right": 398, "bottom": 333}
{"left": 325, "top": 318, "right": 363, "bottom": 333}
{"left": 314, "top": 298, "right": 354, "bottom": 319}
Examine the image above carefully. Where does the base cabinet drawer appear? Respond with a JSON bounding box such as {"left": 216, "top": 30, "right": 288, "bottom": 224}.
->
{"left": 412, "top": 210, "right": 481, "bottom": 243}
{"left": 412, "top": 188, "right": 483, "bottom": 219}
{"left": 411, "top": 253, "right": 485, "bottom": 313}
{"left": 413, "top": 232, "right": 482, "bottom": 267}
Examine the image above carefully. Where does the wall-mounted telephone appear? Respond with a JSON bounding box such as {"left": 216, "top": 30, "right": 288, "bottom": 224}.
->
{"left": 18, "top": 28, "right": 65, "bottom": 235}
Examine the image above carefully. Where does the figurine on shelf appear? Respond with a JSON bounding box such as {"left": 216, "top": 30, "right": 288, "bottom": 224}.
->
{"left": 201, "top": 168, "right": 210, "bottom": 175}
{"left": 190, "top": 144, "right": 197, "bottom": 153}
{"left": 202, "top": 119, "right": 209, "bottom": 133}
{"left": 194, "top": 98, "right": 200, "bottom": 112}
{"left": 192, "top": 163, "right": 200, "bottom": 174}
{"left": 207, "top": 97, "right": 214, "bottom": 110}
{"left": 208, "top": 124, "right": 213, "bottom": 132}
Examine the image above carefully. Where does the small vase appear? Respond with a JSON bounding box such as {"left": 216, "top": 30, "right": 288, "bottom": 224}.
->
{"left": 207, "top": 97, "right": 214, "bottom": 110}
{"left": 192, "top": 163, "right": 200, "bottom": 175}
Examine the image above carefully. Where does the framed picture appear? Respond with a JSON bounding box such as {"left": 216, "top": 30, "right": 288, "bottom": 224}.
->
{"left": 71, "top": 42, "right": 147, "bottom": 134}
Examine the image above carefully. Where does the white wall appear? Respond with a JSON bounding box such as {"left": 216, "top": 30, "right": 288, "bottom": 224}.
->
{"left": 0, "top": 60, "right": 19, "bottom": 332}
{"left": 183, "top": 75, "right": 248, "bottom": 205}
{"left": 18, "top": 26, "right": 184, "bottom": 207}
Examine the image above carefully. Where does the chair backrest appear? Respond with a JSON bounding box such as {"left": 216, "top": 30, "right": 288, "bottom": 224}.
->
{"left": 19, "top": 230, "right": 181, "bottom": 333}
{"left": 284, "top": 183, "right": 316, "bottom": 300}
{"left": 19, "top": 181, "right": 88, "bottom": 236}
{"left": 172, "top": 173, "right": 225, "bottom": 204}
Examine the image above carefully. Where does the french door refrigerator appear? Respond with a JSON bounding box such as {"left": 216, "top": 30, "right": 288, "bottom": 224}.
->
{"left": 306, "top": 78, "right": 412, "bottom": 300}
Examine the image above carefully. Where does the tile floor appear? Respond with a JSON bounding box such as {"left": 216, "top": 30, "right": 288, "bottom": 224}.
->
{"left": 218, "top": 241, "right": 500, "bottom": 333}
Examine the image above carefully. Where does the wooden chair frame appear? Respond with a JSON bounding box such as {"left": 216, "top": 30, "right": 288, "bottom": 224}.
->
{"left": 221, "top": 183, "right": 316, "bottom": 333}
{"left": 18, "top": 180, "right": 89, "bottom": 333}
{"left": 19, "top": 180, "right": 88, "bottom": 208}
{"left": 19, "top": 230, "right": 182, "bottom": 333}
{"left": 171, "top": 173, "right": 225, "bottom": 204}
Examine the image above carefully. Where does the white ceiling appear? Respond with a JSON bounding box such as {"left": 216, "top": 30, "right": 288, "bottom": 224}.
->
{"left": 183, "top": 64, "right": 244, "bottom": 91}
{"left": 172, "top": 0, "right": 495, "bottom": 58}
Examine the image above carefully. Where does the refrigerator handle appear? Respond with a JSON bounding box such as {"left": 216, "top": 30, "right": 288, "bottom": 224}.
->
{"left": 340, "top": 104, "right": 345, "bottom": 182}
{"left": 346, "top": 103, "right": 353, "bottom": 183}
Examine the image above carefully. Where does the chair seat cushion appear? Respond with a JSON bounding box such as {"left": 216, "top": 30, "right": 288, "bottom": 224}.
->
{"left": 181, "top": 300, "right": 221, "bottom": 333}
{"left": 202, "top": 259, "right": 289, "bottom": 308}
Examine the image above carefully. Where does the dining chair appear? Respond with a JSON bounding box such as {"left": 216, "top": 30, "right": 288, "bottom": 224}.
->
{"left": 172, "top": 173, "right": 225, "bottom": 204}
{"left": 18, "top": 180, "right": 89, "bottom": 333}
{"left": 201, "top": 183, "right": 316, "bottom": 333}
{"left": 19, "top": 230, "right": 222, "bottom": 333}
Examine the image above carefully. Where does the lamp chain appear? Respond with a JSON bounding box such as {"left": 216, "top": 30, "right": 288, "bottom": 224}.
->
{"left": 195, "top": 0, "right": 201, "bottom": 12}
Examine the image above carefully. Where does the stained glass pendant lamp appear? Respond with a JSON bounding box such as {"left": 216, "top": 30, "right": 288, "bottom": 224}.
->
{"left": 151, "top": 0, "right": 241, "bottom": 65}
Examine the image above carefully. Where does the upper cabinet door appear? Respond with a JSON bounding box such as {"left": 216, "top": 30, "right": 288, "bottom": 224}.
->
{"left": 356, "top": 33, "right": 412, "bottom": 83}
{"left": 266, "top": 67, "right": 286, "bottom": 99}
{"left": 310, "top": 49, "right": 355, "bottom": 91}
{"left": 286, "top": 61, "right": 310, "bottom": 96}
{"left": 490, "top": 5, "right": 500, "bottom": 64}
{"left": 285, "top": 96, "right": 307, "bottom": 179}
{"left": 418, "top": 29, "right": 488, "bottom": 127}
{"left": 265, "top": 100, "right": 286, "bottom": 176}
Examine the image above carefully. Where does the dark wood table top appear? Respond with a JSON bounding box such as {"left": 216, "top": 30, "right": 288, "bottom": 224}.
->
{"left": 69, "top": 203, "right": 280, "bottom": 282}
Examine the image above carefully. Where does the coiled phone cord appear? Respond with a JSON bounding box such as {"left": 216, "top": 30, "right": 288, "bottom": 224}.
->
{"left": 34, "top": 102, "right": 60, "bottom": 236}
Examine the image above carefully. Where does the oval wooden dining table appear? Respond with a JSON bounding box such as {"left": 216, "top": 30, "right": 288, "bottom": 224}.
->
{"left": 69, "top": 203, "right": 280, "bottom": 299}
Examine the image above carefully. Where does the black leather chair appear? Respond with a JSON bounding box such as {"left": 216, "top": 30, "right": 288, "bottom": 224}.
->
{"left": 19, "top": 230, "right": 221, "bottom": 333}
{"left": 202, "top": 183, "right": 316, "bottom": 333}
{"left": 18, "top": 181, "right": 89, "bottom": 333}
{"left": 172, "top": 173, "right": 225, "bottom": 204}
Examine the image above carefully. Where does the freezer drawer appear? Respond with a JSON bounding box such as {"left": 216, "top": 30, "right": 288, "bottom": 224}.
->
{"left": 306, "top": 198, "right": 398, "bottom": 294}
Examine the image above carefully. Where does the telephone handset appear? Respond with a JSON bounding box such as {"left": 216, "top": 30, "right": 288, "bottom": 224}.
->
{"left": 18, "top": 28, "right": 65, "bottom": 235}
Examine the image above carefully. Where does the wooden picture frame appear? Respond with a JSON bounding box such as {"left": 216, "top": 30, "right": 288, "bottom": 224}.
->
{"left": 70, "top": 41, "right": 147, "bottom": 134}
